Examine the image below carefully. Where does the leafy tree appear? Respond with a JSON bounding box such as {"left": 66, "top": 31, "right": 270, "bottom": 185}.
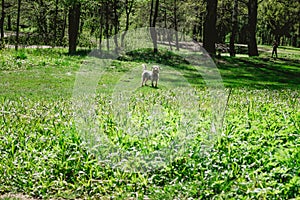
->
{"left": 172, "top": 0, "right": 179, "bottom": 50}
{"left": 15, "top": 0, "right": 21, "bottom": 50}
{"left": 258, "top": 0, "right": 300, "bottom": 45}
{"left": 53, "top": 0, "right": 59, "bottom": 43}
{"left": 159, "top": 0, "right": 185, "bottom": 49}
{"left": 183, "top": 0, "right": 205, "bottom": 42}
{"left": 203, "top": 0, "right": 217, "bottom": 55}
{"left": 247, "top": 0, "right": 259, "bottom": 56}
{"left": 150, "top": 0, "right": 159, "bottom": 53}
{"left": 236, "top": 2, "right": 248, "bottom": 45}
{"left": 229, "top": 0, "right": 238, "bottom": 56}
{"left": 121, "top": 0, "right": 135, "bottom": 47}
{"left": 0, "top": 0, "right": 4, "bottom": 41}
{"left": 1, "top": 0, "right": 300, "bottom": 50}
{"left": 68, "top": 0, "right": 81, "bottom": 54}
{"left": 216, "top": 0, "right": 232, "bottom": 43}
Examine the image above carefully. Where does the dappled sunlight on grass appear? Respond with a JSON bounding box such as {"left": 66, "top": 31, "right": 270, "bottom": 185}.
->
{"left": 216, "top": 48, "right": 300, "bottom": 89}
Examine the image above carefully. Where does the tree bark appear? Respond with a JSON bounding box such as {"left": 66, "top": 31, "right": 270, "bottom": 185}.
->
{"left": 247, "top": 0, "right": 259, "bottom": 56}
{"left": 1, "top": 0, "right": 5, "bottom": 40}
{"left": 68, "top": 2, "right": 81, "bottom": 55}
{"left": 38, "top": 0, "right": 49, "bottom": 43}
{"left": 105, "top": 1, "right": 110, "bottom": 51}
{"left": 149, "top": 0, "right": 154, "bottom": 27}
{"left": 53, "top": 0, "right": 58, "bottom": 46}
{"left": 99, "top": 4, "right": 103, "bottom": 51}
{"left": 15, "top": 0, "right": 21, "bottom": 50}
{"left": 150, "top": 0, "right": 159, "bottom": 53}
{"left": 121, "top": 0, "right": 134, "bottom": 47}
{"left": 298, "top": 23, "right": 300, "bottom": 48}
{"left": 230, "top": 0, "right": 238, "bottom": 57}
{"left": 7, "top": 14, "right": 11, "bottom": 30}
{"left": 203, "top": 0, "right": 217, "bottom": 56}
{"left": 113, "top": 0, "right": 119, "bottom": 53}
{"left": 174, "top": 0, "right": 179, "bottom": 50}
{"left": 60, "top": 12, "right": 67, "bottom": 46}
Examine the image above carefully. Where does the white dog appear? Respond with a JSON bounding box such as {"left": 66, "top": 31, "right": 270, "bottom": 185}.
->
{"left": 141, "top": 64, "right": 160, "bottom": 87}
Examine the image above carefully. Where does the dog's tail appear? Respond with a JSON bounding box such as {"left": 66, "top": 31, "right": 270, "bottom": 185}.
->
{"left": 142, "top": 64, "right": 147, "bottom": 71}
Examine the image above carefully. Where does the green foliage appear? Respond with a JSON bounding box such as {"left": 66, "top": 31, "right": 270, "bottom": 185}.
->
{"left": 258, "top": 0, "right": 300, "bottom": 44}
{"left": 1, "top": 0, "right": 299, "bottom": 49}
{"left": 216, "top": 0, "right": 233, "bottom": 43}
{"left": 14, "top": 49, "right": 27, "bottom": 60}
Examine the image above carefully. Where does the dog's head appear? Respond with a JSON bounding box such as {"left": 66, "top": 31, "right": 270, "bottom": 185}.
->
{"left": 152, "top": 65, "right": 160, "bottom": 74}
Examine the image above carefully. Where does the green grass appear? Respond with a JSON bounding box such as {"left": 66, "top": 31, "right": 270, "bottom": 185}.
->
{"left": 216, "top": 45, "right": 300, "bottom": 90}
{"left": 0, "top": 48, "right": 83, "bottom": 99}
{"left": 0, "top": 46, "right": 299, "bottom": 199}
{"left": 216, "top": 55, "right": 300, "bottom": 89}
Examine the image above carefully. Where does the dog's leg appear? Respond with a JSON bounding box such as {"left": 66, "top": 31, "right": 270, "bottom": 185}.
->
{"left": 142, "top": 78, "right": 147, "bottom": 87}
{"left": 142, "top": 77, "right": 145, "bottom": 86}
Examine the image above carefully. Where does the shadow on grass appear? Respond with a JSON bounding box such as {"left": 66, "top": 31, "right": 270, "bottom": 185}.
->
{"left": 119, "top": 48, "right": 190, "bottom": 69}
{"left": 216, "top": 56, "right": 300, "bottom": 89}
{"left": 65, "top": 49, "right": 91, "bottom": 56}
{"left": 123, "top": 48, "right": 300, "bottom": 89}
{"left": 90, "top": 48, "right": 300, "bottom": 90}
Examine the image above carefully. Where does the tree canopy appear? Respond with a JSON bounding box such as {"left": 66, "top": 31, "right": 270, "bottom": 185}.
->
{"left": 0, "top": 0, "right": 299, "bottom": 54}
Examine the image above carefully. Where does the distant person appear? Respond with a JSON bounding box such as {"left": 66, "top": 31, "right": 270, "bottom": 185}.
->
{"left": 272, "top": 40, "right": 278, "bottom": 58}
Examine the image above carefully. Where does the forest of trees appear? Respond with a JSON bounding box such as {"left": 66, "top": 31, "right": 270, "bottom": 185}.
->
{"left": 0, "top": 0, "right": 299, "bottom": 55}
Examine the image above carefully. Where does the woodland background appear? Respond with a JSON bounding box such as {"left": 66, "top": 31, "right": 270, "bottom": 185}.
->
{"left": 0, "top": 0, "right": 300, "bottom": 55}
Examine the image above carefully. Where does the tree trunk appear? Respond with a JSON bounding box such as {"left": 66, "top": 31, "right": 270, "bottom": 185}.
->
{"left": 163, "top": 0, "right": 167, "bottom": 30}
{"left": 15, "top": 0, "right": 21, "bottom": 50}
{"left": 38, "top": 0, "right": 49, "bottom": 43}
{"left": 99, "top": 4, "right": 103, "bottom": 51}
{"left": 1, "top": 0, "right": 5, "bottom": 40}
{"left": 229, "top": 0, "right": 238, "bottom": 57}
{"left": 150, "top": 0, "right": 159, "bottom": 53}
{"left": 53, "top": 0, "right": 58, "bottom": 46}
{"left": 203, "top": 0, "right": 217, "bottom": 56}
{"left": 152, "top": 0, "right": 159, "bottom": 27}
{"left": 298, "top": 24, "right": 300, "bottom": 48}
{"left": 149, "top": 0, "right": 154, "bottom": 27}
{"left": 113, "top": 0, "right": 119, "bottom": 54}
{"left": 192, "top": 24, "right": 197, "bottom": 41}
{"left": 60, "top": 12, "right": 67, "bottom": 46}
{"left": 7, "top": 14, "right": 11, "bottom": 30}
{"left": 121, "top": 0, "right": 134, "bottom": 47}
{"left": 174, "top": 0, "right": 179, "bottom": 50}
{"left": 200, "top": 14, "right": 204, "bottom": 42}
{"left": 105, "top": 2, "right": 109, "bottom": 51}
{"left": 68, "top": 2, "right": 81, "bottom": 55}
{"left": 247, "top": 0, "right": 259, "bottom": 56}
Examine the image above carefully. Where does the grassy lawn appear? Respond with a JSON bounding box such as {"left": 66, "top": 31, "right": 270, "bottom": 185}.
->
{"left": 0, "top": 45, "right": 299, "bottom": 199}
